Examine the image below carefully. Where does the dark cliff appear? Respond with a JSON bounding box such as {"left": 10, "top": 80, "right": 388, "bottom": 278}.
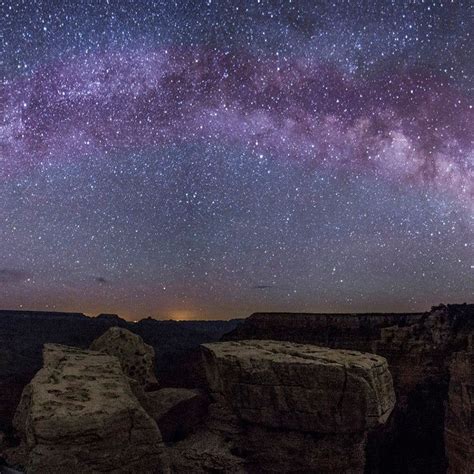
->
{"left": 224, "top": 311, "right": 424, "bottom": 350}
{"left": 1, "top": 305, "right": 472, "bottom": 473}
{"left": 224, "top": 304, "right": 474, "bottom": 473}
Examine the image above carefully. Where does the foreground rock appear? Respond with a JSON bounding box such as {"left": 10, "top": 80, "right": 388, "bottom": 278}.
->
{"left": 9, "top": 344, "right": 168, "bottom": 473}
{"left": 144, "top": 388, "right": 208, "bottom": 442}
{"left": 195, "top": 340, "right": 395, "bottom": 473}
{"left": 445, "top": 341, "right": 474, "bottom": 473}
{"left": 203, "top": 340, "right": 395, "bottom": 433}
{"left": 90, "top": 327, "right": 159, "bottom": 390}
{"left": 225, "top": 304, "right": 474, "bottom": 472}
{"left": 0, "top": 310, "right": 238, "bottom": 431}
{"left": 166, "top": 394, "right": 247, "bottom": 473}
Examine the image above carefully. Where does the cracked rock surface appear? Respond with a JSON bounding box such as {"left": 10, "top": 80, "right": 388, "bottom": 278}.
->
{"left": 90, "top": 327, "right": 159, "bottom": 390}
{"left": 202, "top": 340, "right": 395, "bottom": 433}
{"left": 445, "top": 342, "right": 474, "bottom": 473}
{"left": 8, "top": 344, "right": 168, "bottom": 473}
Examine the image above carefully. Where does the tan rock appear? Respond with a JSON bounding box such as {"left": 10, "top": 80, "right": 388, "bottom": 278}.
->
{"left": 167, "top": 430, "right": 246, "bottom": 473}
{"left": 90, "top": 327, "right": 159, "bottom": 390}
{"left": 239, "top": 425, "right": 368, "bottom": 473}
{"left": 202, "top": 340, "right": 395, "bottom": 433}
{"left": 11, "top": 344, "right": 168, "bottom": 473}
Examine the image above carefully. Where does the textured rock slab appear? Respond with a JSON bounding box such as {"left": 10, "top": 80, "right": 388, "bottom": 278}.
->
{"left": 12, "top": 344, "right": 168, "bottom": 473}
{"left": 144, "top": 388, "right": 208, "bottom": 442}
{"left": 445, "top": 350, "right": 474, "bottom": 474}
{"left": 90, "top": 327, "right": 159, "bottom": 390}
{"left": 239, "top": 425, "right": 368, "bottom": 473}
{"left": 168, "top": 430, "right": 246, "bottom": 473}
{"left": 202, "top": 340, "right": 395, "bottom": 433}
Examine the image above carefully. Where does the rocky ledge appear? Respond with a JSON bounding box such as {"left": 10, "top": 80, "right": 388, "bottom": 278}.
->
{"left": 6, "top": 344, "right": 168, "bottom": 473}
{"left": 224, "top": 304, "right": 474, "bottom": 472}
{"left": 445, "top": 338, "right": 474, "bottom": 473}
{"left": 202, "top": 340, "right": 395, "bottom": 433}
{"left": 5, "top": 313, "right": 470, "bottom": 473}
{"left": 166, "top": 340, "right": 395, "bottom": 473}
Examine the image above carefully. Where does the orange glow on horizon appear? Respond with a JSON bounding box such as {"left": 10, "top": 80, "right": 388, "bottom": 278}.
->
{"left": 167, "top": 309, "right": 197, "bottom": 321}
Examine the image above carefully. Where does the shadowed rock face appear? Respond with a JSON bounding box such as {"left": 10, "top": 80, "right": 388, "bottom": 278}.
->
{"left": 198, "top": 340, "right": 395, "bottom": 473}
{"left": 224, "top": 312, "right": 425, "bottom": 352}
{"left": 8, "top": 344, "right": 168, "bottom": 474}
{"left": 90, "top": 326, "right": 159, "bottom": 390}
{"left": 144, "top": 388, "right": 209, "bottom": 442}
{"left": 223, "top": 304, "right": 474, "bottom": 473}
{"left": 445, "top": 341, "right": 474, "bottom": 473}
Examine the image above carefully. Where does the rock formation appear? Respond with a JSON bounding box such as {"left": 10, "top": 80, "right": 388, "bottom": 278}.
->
{"left": 165, "top": 392, "right": 248, "bottom": 473}
{"left": 371, "top": 304, "right": 473, "bottom": 473}
{"left": 90, "top": 326, "right": 159, "bottom": 390}
{"left": 8, "top": 344, "right": 168, "bottom": 473}
{"left": 0, "top": 309, "right": 238, "bottom": 431}
{"left": 1, "top": 305, "right": 473, "bottom": 473}
{"left": 6, "top": 336, "right": 396, "bottom": 473}
{"left": 224, "top": 311, "right": 424, "bottom": 352}
{"left": 225, "top": 304, "right": 474, "bottom": 473}
{"left": 144, "top": 388, "right": 209, "bottom": 442}
{"left": 445, "top": 338, "right": 474, "bottom": 473}
{"left": 202, "top": 340, "right": 395, "bottom": 432}
{"left": 187, "top": 340, "right": 395, "bottom": 473}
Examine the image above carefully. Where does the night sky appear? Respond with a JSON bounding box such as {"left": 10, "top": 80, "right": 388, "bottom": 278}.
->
{"left": 1, "top": 1, "right": 472, "bottom": 320}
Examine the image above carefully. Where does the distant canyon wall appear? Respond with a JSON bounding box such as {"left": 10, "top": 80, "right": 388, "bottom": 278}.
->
{"left": 225, "top": 304, "right": 474, "bottom": 473}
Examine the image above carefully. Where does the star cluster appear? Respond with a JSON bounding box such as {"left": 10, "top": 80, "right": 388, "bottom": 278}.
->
{"left": 1, "top": 1, "right": 472, "bottom": 319}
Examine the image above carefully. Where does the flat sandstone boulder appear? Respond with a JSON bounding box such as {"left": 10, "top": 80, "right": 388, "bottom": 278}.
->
{"left": 202, "top": 340, "right": 395, "bottom": 433}
{"left": 12, "top": 344, "right": 168, "bottom": 473}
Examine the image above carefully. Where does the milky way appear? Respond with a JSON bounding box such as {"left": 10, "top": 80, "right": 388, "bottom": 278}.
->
{"left": 1, "top": 1, "right": 473, "bottom": 319}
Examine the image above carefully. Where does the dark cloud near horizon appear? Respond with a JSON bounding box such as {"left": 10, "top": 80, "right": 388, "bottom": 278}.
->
{"left": 252, "top": 284, "right": 291, "bottom": 291}
{"left": 0, "top": 269, "right": 31, "bottom": 284}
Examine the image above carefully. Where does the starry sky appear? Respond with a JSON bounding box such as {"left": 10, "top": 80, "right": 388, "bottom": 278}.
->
{"left": 1, "top": 1, "right": 473, "bottom": 320}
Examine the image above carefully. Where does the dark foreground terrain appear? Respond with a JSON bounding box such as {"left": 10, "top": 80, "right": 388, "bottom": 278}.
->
{"left": 0, "top": 310, "right": 239, "bottom": 433}
{"left": 226, "top": 304, "right": 474, "bottom": 473}
{"left": 0, "top": 303, "right": 473, "bottom": 473}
